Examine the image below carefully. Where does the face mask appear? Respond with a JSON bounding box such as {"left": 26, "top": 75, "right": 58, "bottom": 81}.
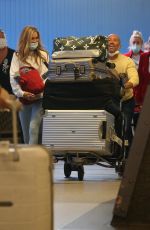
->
{"left": 131, "top": 44, "right": 141, "bottom": 54}
{"left": 29, "top": 42, "right": 38, "bottom": 50}
{"left": 0, "top": 38, "right": 7, "bottom": 49}
{"left": 108, "top": 50, "right": 119, "bottom": 57}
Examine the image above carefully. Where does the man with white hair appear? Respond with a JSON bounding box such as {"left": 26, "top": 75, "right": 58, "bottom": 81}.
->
{"left": 108, "top": 34, "right": 139, "bottom": 158}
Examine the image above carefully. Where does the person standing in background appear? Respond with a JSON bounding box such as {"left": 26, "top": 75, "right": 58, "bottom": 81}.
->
{"left": 124, "top": 30, "right": 144, "bottom": 129}
{"left": 143, "top": 37, "right": 150, "bottom": 52}
{"left": 0, "top": 29, "right": 21, "bottom": 142}
{"left": 124, "top": 30, "right": 144, "bottom": 69}
{"left": 10, "top": 26, "right": 49, "bottom": 144}
{"left": 133, "top": 37, "right": 150, "bottom": 126}
{"left": 0, "top": 29, "right": 14, "bottom": 94}
{"left": 135, "top": 50, "right": 150, "bottom": 108}
{"left": 108, "top": 34, "right": 139, "bottom": 158}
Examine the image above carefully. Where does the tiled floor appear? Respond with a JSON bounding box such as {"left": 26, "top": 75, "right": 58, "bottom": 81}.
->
{"left": 53, "top": 161, "right": 150, "bottom": 230}
{"left": 53, "top": 161, "right": 121, "bottom": 230}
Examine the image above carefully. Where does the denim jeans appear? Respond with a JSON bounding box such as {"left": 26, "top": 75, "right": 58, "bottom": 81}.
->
{"left": 121, "top": 97, "right": 135, "bottom": 157}
{"left": 105, "top": 99, "right": 124, "bottom": 156}
{"left": 19, "top": 99, "right": 43, "bottom": 144}
{"left": 105, "top": 99, "right": 122, "bottom": 137}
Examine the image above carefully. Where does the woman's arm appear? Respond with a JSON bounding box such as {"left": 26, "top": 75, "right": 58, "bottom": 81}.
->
{"left": 10, "top": 53, "right": 24, "bottom": 98}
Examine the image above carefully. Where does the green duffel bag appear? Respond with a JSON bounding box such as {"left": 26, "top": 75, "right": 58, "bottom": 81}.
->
{"left": 52, "top": 35, "right": 108, "bottom": 62}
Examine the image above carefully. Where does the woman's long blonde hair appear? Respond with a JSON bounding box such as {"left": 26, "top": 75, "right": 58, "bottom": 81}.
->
{"left": 16, "top": 26, "right": 48, "bottom": 65}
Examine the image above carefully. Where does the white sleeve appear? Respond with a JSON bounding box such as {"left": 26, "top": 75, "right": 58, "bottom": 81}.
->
{"left": 41, "top": 52, "right": 50, "bottom": 83}
{"left": 10, "top": 53, "right": 24, "bottom": 98}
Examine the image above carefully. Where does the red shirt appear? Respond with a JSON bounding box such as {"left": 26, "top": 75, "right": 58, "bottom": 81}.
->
{"left": 124, "top": 50, "right": 144, "bottom": 58}
{"left": 135, "top": 51, "right": 150, "bottom": 104}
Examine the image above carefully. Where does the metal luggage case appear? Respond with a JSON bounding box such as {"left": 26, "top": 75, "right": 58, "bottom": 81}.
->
{"left": 47, "top": 58, "right": 113, "bottom": 82}
{"left": 0, "top": 102, "right": 53, "bottom": 230}
{"left": 42, "top": 109, "right": 115, "bottom": 156}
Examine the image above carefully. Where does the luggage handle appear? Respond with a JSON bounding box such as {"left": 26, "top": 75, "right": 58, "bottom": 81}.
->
{"left": 56, "top": 64, "right": 83, "bottom": 77}
{"left": 55, "top": 63, "right": 86, "bottom": 79}
{"left": 12, "top": 102, "right": 20, "bottom": 161}
{"left": 99, "top": 121, "right": 106, "bottom": 139}
{"left": 64, "top": 63, "right": 85, "bottom": 74}
{"left": 65, "top": 63, "right": 76, "bottom": 71}
{"left": 64, "top": 63, "right": 82, "bottom": 79}
{"left": 1, "top": 98, "right": 21, "bottom": 161}
{"left": 56, "top": 66, "right": 61, "bottom": 75}
{"left": 0, "top": 106, "right": 19, "bottom": 161}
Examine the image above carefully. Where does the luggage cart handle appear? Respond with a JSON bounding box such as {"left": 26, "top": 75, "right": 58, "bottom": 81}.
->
{"left": 64, "top": 63, "right": 80, "bottom": 79}
{"left": 7, "top": 98, "right": 22, "bottom": 161}
{"left": 12, "top": 103, "right": 19, "bottom": 161}
{"left": 0, "top": 96, "right": 22, "bottom": 161}
{"left": 99, "top": 121, "right": 106, "bottom": 139}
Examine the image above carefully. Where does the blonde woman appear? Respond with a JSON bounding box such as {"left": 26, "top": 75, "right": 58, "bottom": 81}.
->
{"left": 10, "top": 26, "right": 49, "bottom": 144}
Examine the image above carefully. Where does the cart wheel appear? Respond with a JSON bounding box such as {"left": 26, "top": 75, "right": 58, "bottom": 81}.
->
{"left": 78, "top": 165, "right": 84, "bottom": 181}
{"left": 64, "top": 163, "right": 72, "bottom": 178}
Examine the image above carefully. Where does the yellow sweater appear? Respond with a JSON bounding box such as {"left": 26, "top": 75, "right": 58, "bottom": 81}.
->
{"left": 108, "top": 53, "right": 139, "bottom": 101}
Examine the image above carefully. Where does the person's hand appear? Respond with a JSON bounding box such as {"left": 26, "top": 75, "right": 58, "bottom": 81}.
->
{"left": 23, "top": 91, "right": 35, "bottom": 101}
{"left": 23, "top": 91, "right": 40, "bottom": 101}
{"left": 0, "top": 88, "right": 22, "bottom": 110}
{"left": 124, "top": 81, "right": 133, "bottom": 89}
{"left": 0, "top": 88, "right": 12, "bottom": 109}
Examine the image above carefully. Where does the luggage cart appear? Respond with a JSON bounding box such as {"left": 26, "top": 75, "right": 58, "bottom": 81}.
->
{"left": 42, "top": 66, "right": 126, "bottom": 180}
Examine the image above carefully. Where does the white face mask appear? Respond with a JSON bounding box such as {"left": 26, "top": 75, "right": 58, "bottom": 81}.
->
{"left": 108, "top": 50, "right": 119, "bottom": 57}
{"left": 29, "top": 42, "right": 38, "bottom": 50}
{"left": 0, "top": 38, "right": 7, "bottom": 49}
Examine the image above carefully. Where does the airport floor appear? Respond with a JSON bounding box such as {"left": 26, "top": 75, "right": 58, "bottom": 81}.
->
{"left": 53, "top": 160, "right": 121, "bottom": 230}
{"left": 53, "top": 160, "right": 150, "bottom": 230}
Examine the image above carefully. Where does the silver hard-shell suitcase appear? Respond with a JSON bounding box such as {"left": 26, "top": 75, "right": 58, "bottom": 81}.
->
{"left": 0, "top": 102, "right": 53, "bottom": 230}
{"left": 42, "top": 109, "right": 115, "bottom": 156}
{"left": 47, "top": 58, "right": 114, "bottom": 82}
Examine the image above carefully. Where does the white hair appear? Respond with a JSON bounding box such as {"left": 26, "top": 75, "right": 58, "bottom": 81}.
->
{"left": 129, "top": 30, "right": 143, "bottom": 45}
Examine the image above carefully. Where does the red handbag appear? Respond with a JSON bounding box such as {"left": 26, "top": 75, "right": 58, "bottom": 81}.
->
{"left": 19, "top": 66, "right": 45, "bottom": 104}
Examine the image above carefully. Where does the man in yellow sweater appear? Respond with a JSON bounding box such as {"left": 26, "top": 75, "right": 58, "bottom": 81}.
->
{"left": 108, "top": 34, "right": 139, "bottom": 158}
